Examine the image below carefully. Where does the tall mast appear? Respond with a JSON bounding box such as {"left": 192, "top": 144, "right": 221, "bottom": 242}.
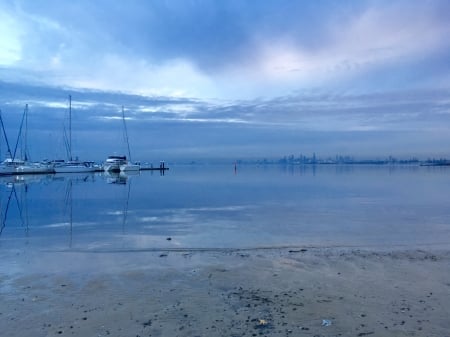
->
{"left": 13, "top": 104, "right": 28, "bottom": 161}
{"left": 24, "top": 104, "right": 28, "bottom": 161}
{"left": 69, "top": 95, "right": 72, "bottom": 161}
{"left": 0, "top": 109, "right": 13, "bottom": 159}
{"left": 122, "top": 106, "right": 132, "bottom": 162}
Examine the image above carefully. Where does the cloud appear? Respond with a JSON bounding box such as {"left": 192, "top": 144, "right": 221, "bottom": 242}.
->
{"left": 1, "top": 80, "right": 450, "bottom": 161}
{"left": 1, "top": 1, "right": 450, "bottom": 160}
{"left": 66, "top": 55, "right": 216, "bottom": 98}
{"left": 1, "top": 0, "right": 449, "bottom": 99}
{"left": 2, "top": 79, "right": 449, "bottom": 133}
{"left": 0, "top": 10, "right": 23, "bottom": 65}
{"left": 250, "top": 2, "right": 450, "bottom": 87}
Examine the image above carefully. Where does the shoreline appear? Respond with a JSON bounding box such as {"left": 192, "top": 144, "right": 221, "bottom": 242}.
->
{"left": 1, "top": 247, "right": 450, "bottom": 337}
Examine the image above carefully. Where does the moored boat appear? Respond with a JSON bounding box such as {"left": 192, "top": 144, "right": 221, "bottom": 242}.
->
{"left": 16, "top": 161, "right": 54, "bottom": 174}
{"left": 0, "top": 109, "right": 21, "bottom": 175}
{"left": 53, "top": 160, "right": 96, "bottom": 173}
{"left": 0, "top": 107, "right": 29, "bottom": 175}
{"left": 106, "top": 106, "right": 141, "bottom": 173}
{"left": 53, "top": 96, "right": 96, "bottom": 173}
{"left": 103, "top": 155, "right": 127, "bottom": 172}
{"left": 0, "top": 158, "right": 24, "bottom": 175}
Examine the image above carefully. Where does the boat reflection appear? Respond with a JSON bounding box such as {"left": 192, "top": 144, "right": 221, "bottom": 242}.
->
{"left": 0, "top": 174, "right": 73, "bottom": 239}
{"left": 0, "top": 170, "right": 136, "bottom": 249}
{"left": 0, "top": 171, "right": 141, "bottom": 187}
{"left": 1, "top": 174, "right": 54, "bottom": 187}
{"left": 104, "top": 170, "right": 139, "bottom": 185}
{"left": 0, "top": 183, "right": 24, "bottom": 236}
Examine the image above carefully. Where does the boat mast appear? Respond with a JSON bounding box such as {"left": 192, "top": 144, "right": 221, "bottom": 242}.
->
{"left": 69, "top": 95, "right": 72, "bottom": 161}
{"left": 122, "top": 106, "right": 132, "bottom": 162}
{"left": 13, "top": 104, "right": 28, "bottom": 161}
{"left": 24, "top": 104, "right": 28, "bottom": 161}
{"left": 0, "top": 109, "right": 13, "bottom": 160}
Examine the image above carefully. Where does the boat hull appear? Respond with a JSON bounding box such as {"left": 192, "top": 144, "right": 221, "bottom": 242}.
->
{"left": 104, "top": 164, "right": 121, "bottom": 172}
{"left": 16, "top": 165, "right": 54, "bottom": 174}
{"left": 0, "top": 159, "right": 25, "bottom": 175}
{"left": 0, "top": 166, "right": 17, "bottom": 175}
{"left": 54, "top": 165, "right": 96, "bottom": 173}
{"left": 53, "top": 160, "right": 97, "bottom": 173}
{"left": 120, "top": 163, "right": 140, "bottom": 172}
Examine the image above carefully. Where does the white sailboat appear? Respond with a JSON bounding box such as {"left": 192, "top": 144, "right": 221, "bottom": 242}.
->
{"left": 0, "top": 158, "right": 24, "bottom": 175}
{"left": 15, "top": 105, "right": 54, "bottom": 174}
{"left": 0, "top": 109, "right": 23, "bottom": 175}
{"left": 54, "top": 96, "right": 96, "bottom": 173}
{"left": 16, "top": 161, "right": 54, "bottom": 174}
{"left": 103, "top": 106, "right": 140, "bottom": 172}
{"left": 1, "top": 106, "right": 52, "bottom": 175}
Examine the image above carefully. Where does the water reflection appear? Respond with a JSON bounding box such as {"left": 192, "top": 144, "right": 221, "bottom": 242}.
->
{"left": 0, "top": 172, "right": 137, "bottom": 242}
{"left": 104, "top": 171, "right": 134, "bottom": 185}
{"left": 0, "top": 184, "right": 23, "bottom": 236}
{"left": 1, "top": 166, "right": 450, "bottom": 251}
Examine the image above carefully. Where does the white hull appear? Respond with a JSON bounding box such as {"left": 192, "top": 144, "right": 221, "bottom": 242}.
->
{"left": 16, "top": 164, "right": 54, "bottom": 174}
{"left": 0, "top": 158, "right": 24, "bottom": 175}
{"left": 0, "top": 166, "right": 17, "bottom": 175}
{"left": 54, "top": 166, "right": 95, "bottom": 173}
{"left": 54, "top": 165, "right": 96, "bottom": 173}
{"left": 120, "top": 163, "right": 140, "bottom": 172}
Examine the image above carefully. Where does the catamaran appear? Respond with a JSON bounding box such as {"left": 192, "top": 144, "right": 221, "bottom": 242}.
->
{"left": 103, "top": 106, "right": 140, "bottom": 172}
{"left": 103, "top": 155, "right": 127, "bottom": 172}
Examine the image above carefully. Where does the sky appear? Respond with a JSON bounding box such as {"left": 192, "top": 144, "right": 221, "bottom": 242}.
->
{"left": 1, "top": 0, "right": 450, "bottom": 162}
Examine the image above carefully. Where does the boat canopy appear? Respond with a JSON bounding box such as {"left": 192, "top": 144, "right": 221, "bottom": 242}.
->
{"left": 107, "top": 155, "right": 127, "bottom": 160}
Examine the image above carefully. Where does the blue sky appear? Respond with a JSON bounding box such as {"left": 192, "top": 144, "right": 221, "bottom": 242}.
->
{"left": 1, "top": 0, "right": 450, "bottom": 162}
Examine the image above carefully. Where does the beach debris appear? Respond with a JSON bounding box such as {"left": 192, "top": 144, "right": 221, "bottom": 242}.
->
{"left": 258, "top": 319, "right": 268, "bottom": 326}
{"left": 322, "top": 319, "right": 332, "bottom": 327}
{"left": 254, "top": 318, "right": 272, "bottom": 330}
{"left": 142, "top": 319, "right": 152, "bottom": 327}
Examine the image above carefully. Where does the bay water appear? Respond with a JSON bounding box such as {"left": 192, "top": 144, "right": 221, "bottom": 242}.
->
{"left": 1, "top": 164, "right": 450, "bottom": 254}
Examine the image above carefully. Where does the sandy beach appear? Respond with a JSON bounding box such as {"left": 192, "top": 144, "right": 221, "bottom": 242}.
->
{"left": 1, "top": 247, "right": 449, "bottom": 337}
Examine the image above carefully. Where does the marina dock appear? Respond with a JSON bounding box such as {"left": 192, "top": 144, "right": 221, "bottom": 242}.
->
{"left": 0, "top": 162, "right": 169, "bottom": 176}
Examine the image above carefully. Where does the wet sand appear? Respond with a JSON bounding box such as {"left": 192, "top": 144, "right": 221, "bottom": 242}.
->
{"left": 1, "top": 247, "right": 450, "bottom": 337}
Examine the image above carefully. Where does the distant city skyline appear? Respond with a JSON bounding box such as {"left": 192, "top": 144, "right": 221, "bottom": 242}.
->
{"left": 1, "top": 1, "right": 450, "bottom": 162}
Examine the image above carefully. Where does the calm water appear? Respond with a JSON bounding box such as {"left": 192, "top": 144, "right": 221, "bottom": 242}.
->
{"left": 1, "top": 165, "right": 450, "bottom": 254}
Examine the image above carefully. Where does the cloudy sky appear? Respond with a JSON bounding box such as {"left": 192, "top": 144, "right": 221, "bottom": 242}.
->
{"left": 1, "top": 0, "right": 450, "bottom": 162}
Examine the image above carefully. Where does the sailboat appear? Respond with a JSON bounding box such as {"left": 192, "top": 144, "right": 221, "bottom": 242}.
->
{"left": 0, "top": 109, "right": 22, "bottom": 175}
{"left": 15, "top": 105, "right": 54, "bottom": 174}
{"left": 54, "top": 96, "right": 96, "bottom": 173}
{"left": 103, "top": 106, "right": 140, "bottom": 172}
{"left": 0, "top": 106, "right": 52, "bottom": 175}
